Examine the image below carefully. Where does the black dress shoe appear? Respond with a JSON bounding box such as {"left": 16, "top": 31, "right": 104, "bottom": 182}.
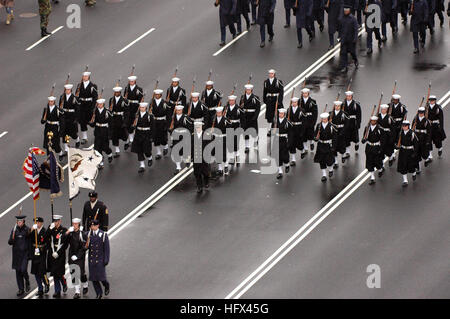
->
{"left": 104, "top": 285, "right": 110, "bottom": 296}
{"left": 138, "top": 167, "right": 145, "bottom": 173}
{"left": 96, "top": 294, "right": 102, "bottom": 299}
{"left": 333, "top": 163, "right": 338, "bottom": 169}
{"left": 438, "top": 150, "right": 442, "bottom": 157}
{"left": 416, "top": 169, "right": 421, "bottom": 175}
{"left": 321, "top": 176, "right": 327, "bottom": 182}
{"left": 155, "top": 154, "right": 161, "bottom": 160}
{"left": 245, "top": 147, "right": 249, "bottom": 153}
{"left": 44, "top": 284, "right": 49, "bottom": 294}
{"left": 197, "top": 187, "right": 203, "bottom": 194}
{"left": 369, "top": 179, "right": 375, "bottom": 185}
{"left": 148, "top": 159, "right": 153, "bottom": 167}
{"left": 217, "top": 170, "right": 223, "bottom": 176}
{"left": 290, "top": 161, "right": 296, "bottom": 166}
{"left": 83, "top": 287, "right": 88, "bottom": 295}
{"left": 113, "top": 153, "right": 120, "bottom": 158}
{"left": 219, "top": 41, "right": 225, "bottom": 47}
{"left": 301, "top": 152, "right": 307, "bottom": 159}
{"left": 224, "top": 166, "right": 229, "bottom": 175}
{"left": 329, "top": 170, "right": 334, "bottom": 177}
{"left": 355, "top": 144, "right": 359, "bottom": 151}
{"left": 260, "top": 41, "right": 265, "bottom": 48}
{"left": 378, "top": 40, "right": 382, "bottom": 48}
{"left": 310, "top": 144, "right": 314, "bottom": 151}
{"left": 402, "top": 19, "right": 407, "bottom": 25}
{"left": 268, "top": 35, "right": 273, "bottom": 42}
{"left": 267, "top": 130, "right": 271, "bottom": 137}
{"left": 37, "top": 291, "right": 44, "bottom": 299}
{"left": 53, "top": 292, "right": 61, "bottom": 299}
{"left": 309, "top": 34, "right": 314, "bottom": 42}
{"left": 276, "top": 173, "right": 283, "bottom": 179}
{"left": 319, "top": 24, "right": 324, "bottom": 32}
{"left": 174, "top": 168, "right": 181, "bottom": 175}
{"left": 413, "top": 48, "right": 419, "bottom": 54}
{"left": 81, "top": 139, "right": 87, "bottom": 145}
{"left": 285, "top": 166, "right": 290, "bottom": 173}
{"left": 381, "top": 36, "right": 387, "bottom": 42}
{"left": 402, "top": 181, "right": 408, "bottom": 187}
{"left": 25, "top": 281, "right": 30, "bottom": 292}
{"left": 440, "top": 20, "right": 444, "bottom": 27}
{"left": 424, "top": 159, "right": 430, "bottom": 167}
{"left": 284, "top": 24, "right": 290, "bottom": 28}
{"left": 124, "top": 143, "right": 130, "bottom": 150}
{"left": 389, "top": 158, "right": 394, "bottom": 166}
{"left": 251, "top": 21, "right": 256, "bottom": 25}
{"left": 412, "top": 174, "right": 417, "bottom": 181}
{"left": 367, "top": 48, "right": 373, "bottom": 54}
{"left": 108, "top": 156, "right": 113, "bottom": 163}
{"left": 17, "top": 289, "right": 24, "bottom": 297}
{"left": 297, "top": 43, "right": 303, "bottom": 48}
{"left": 378, "top": 168, "right": 385, "bottom": 177}
{"left": 75, "top": 142, "right": 80, "bottom": 148}
{"left": 163, "top": 148, "right": 168, "bottom": 156}
{"left": 73, "top": 293, "right": 81, "bottom": 299}
{"left": 354, "top": 61, "right": 359, "bottom": 68}
{"left": 232, "top": 33, "right": 237, "bottom": 39}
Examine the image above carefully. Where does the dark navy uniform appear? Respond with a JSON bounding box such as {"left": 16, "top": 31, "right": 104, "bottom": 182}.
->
{"left": 377, "top": 112, "right": 396, "bottom": 162}
{"left": 191, "top": 130, "right": 211, "bottom": 191}
{"left": 263, "top": 77, "right": 284, "bottom": 125}
{"left": 109, "top": 95, "right": 130, "bottom": 149}
{"left": 311, "top": 0, "right": 325, "bottom": 34}
{"left": 410, "top": 0, "right": 428, "bottom": 51}
{"left": 8, "top": 220, "right": 30, "bottom": 295}
{"left": 361, "top": 124, "right": 387, "bottom": 172}
{"left": 189, "top": 100, "right": 209, "bottom": 128}
{"left": 272, "top": 116, "right": 292, "bottom": 170}
{"left": 131, "top": 111, "right": 155, "bottom": 162}
{"left": 202, "top": 88, "right": 222, "bottom": 126}
{"left": 216, "top": 0, "right": 237, "bottom": 43}
{"left": 257, "top": 0, "right": 276, "bottom": 44}
{"left": 329, "top": 109, "right": 349, "bottom": 159}
{"left": 123, "top": 84, "right": 144, "bottom": 135}
{"left": 339, "top": 10, "right": 359, "bottom": 71}
{"left": 225, "top": 103, "right": 244, "bottom": 158}
{"left": 427, "top": 101, "right": 446, "bottom": 152}
{"left": 59, "top": 93, "right": 80, "bottom": 141}
{"left": 87, "top": 227, "right": 110, "bottom": 298}
{"left": 388, "top": 101, "right": 408, "bottom": 140}
{"left": 284, "top": 0, "right": 296, "bottom": 26}
{"left": 30, "top": 224, "right": 49, "bottom": 296}
{"left": 396, "top": 129, "right": 419, "bottom": 175}
{"left": 151, "top": 98, "right": 170, "bottom": 149}
{"left": 294, "top": 0, "right": 314, "bottom": 46}
{"left": 314, "top": 122, "right": 338, "bottom": 168}
{"left": 287, "top": 103, "right": 306, "bottom": 157}
{"left": 41, "top": 103, "right": 62, "bottom": 154}
{"left": 236, "top": 0, "right": 251, "bottom": 33}
{"left": 412, "top": 114, "right": 431, "bottom": 166}
{"left": 82, "top": 199, "right": 109, "bottom": 233}
{"left": 300, "top": 95, "right": 318, "bottom": 144}
{"left": 170, "top": 113, "right": 193, "bottom": 166}
{"left": 66, "top": 228, "right": 88, "bottom": 294}
{"left": 325, "top": 0, "right": 343, "bottom": 47}
{"left": 89, "top": 107, "right": 113, "bottom": 159}
{"left": 210, "top": 115, "right": 231, "bottom": 164}
{"left": 46, "top": 224, "right": 68, "bottom": 296}
{"left": 240, "top": 93, "right": 261, "bottom": 144}
{"left": 343, "top": 98, "right": 362, "bottom": 147}
{"left": 166, "top": 86, "right": 187, "bottom": 113}
{"left": 76, "top": 81, "right": 98, "bottom": 134}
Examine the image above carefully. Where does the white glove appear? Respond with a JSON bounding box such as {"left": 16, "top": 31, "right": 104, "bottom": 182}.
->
{"left": 52, "top": 252, "right": 59, "bottom": 259}
{"left": 50, "top": 223, "right": 55, "bottom": 230}
{"left": 32, "top": 224, "right": 38, "bottom": 230}
{"left": 71, "top": 255, "right": 78, "bottom": 261}
{"left": 80, "top": 226, "right": 84, "bottom": 231}
{"left": 35, "top": 248, "right": 40, "bottom": 254}
{"left": 68, "top": 226, "right": 74, "bottom": 232}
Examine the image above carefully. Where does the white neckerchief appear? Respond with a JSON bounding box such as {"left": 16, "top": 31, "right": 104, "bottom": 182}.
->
{"left": 140, "top": 111, "right": 147, "bottom": 117}
{"left": 334, "top": 110, "right": 340, "bottom": 116}
{"left": 37, "top": 227, "right": 43, "bottom": 234}
{"left": 303, "top": 97, "right": 308, "bottom": 104}
{"left": 130, "top": 84, "right": 136, "bottom": 91}
{"left": 83, "top": 81, "right": 90, "bottom": 89}
{"left": 115, "top": 96, "right": 120, "bottom": 103}
{"left": 403, "top": 129, "right": 410, "bottom": 135}
{"left": 193, "top": 101, "right": 198, "bottom": 108}
{"left": 94, "top": 229, "right": 99, "bottom": 236}
{"left": 207, "top": 89, "right": 212, "bottom": 96}
{"left": 278, "top": 117, "right": 284, "bottom": 124}
{"left": 394, "top": 103, "right": 399, "bottom": 108}
{"left": 292, "top": 105, "right": 298, "bottom": 113}
{"left": 66, "top": 94, "right": 71, "bottom": 101}
{"left": 172, "top": 86, "right": 178, "bottom": 93}
{"left": 49, "top": 105, "right": 55, "bottom": 113}
{"left": 217, "top": 116, "right": 222, "bottom": 123}
{"left": 196, "top": 132, "right": 202, "bottom": 139}
{"left": 155, "top": 98, "right": 162, "bottom": 105}
{"left": 322, "top": 122, "right": 328, "bottom": 129}
{"left": 176, "top": 114, "right": 182, "bottom": 121}
{"left": 98, "top": 107, "right": 105, "bottom": 114}
{"left": 381, "top": 113, "right": 386, "bottom": 119}
{"left": 246, "top": 94, "right": 251, "bottom": 100}
{"left": 90, "top": 200, "right": 97, "bottom": 209}
{"left": 269, "top": 78, "right": 274, "bottom": 85}
{"left": 429, "top": 103, "right": 435, "bottom": 109}
{"left": 418, "top": 115, "right": 424, "bottom": 121}
{"left": 229, "top": 104, "right": 235, "bottom": 111}
{"left": 370, "top": 124, "right": 376, "bottom": 131}
{"left": 347, "top": 99, "right": 352, "bottom": 106}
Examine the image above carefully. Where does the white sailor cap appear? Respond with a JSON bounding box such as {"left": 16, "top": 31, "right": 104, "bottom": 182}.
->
{"left": 175, "top": 105, "right": 184, "bottom": 110}
{"left": 191, "top": 92, "right": 200, "bottom": 98}
{"left": 301, "top": 88, "right": 310, "bottom": 93}
{"left": 72, "top": 218, "right": 81, "bottom": 223}
{"left": 268, "top": 69, "right": 276, "bottom": 74}
{"left": 128, "top": 75, "right": 137, "bottom": 82}
{"left": 418, "top": 106, "right": 426, "bottom": 112}
{"left": 320, "top": 112, "right": 329, "bottom": 119}
{"left": 429, "top": 95, "right": 436, "bottom": 100}
{"left": 139, "top": 102, "right": 149, "bottom": 108}
{"left": 215, "top": 106, "right": 224, "bottom": 112}
{"left": 244, "top": 84, "right": 254, "bottom": 90}
{"left": 333, "top": 101, "right": 343, "bottom": 106}
{"left": 194, "top": 121, "right": 204, "bottom": 126}
{"left": 96, "top": 98, "right": 106, "bottom": 104}
{"left": 153, "top": 89, "right": 163, "bottom": 95}
{"left": 278, "top": 108, "right": 287, "bottom": 113}
{"left": 345, "top": 91, "right": 354, "bottom": 96}
{"left": 64, "top": 84, "right": 73, "bottom": 90}
{"left": 48, "top": 96, "right": 56, "bottom": 101}
{"left": 113, "top": 86, "right": 122, "bottom": 92}
{"left": 380, "top": 104, "right": 389, "bottom": 109}
{"left": 392, "top": 94, "right": 401, "bottom": 99}
{"left": 53, "top": 215, "right": 63, "bottom": 220}
{"left": 291, "top": 97, "right": 300, "bottom": 102}
{"left": 206, "top": 80, "right": 214, "bottom": 86}
{"left": 370, "top": 116, "right": 378, "bottom": 121}
{"left": 172, "top": 77, "right": 180, "bottom": 82}
{"left": 228, "top": 95, "right": 237, "bottom": 100}
{"left": 83, "top": 72, "right": 91, "bottom": 77}
{"left": 402, "top": 120, "right": 410, "bottom": 125}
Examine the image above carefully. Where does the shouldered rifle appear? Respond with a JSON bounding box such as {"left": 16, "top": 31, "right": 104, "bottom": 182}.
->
{"left": 287, "top": 87, "right": 296, "bottom": 121}
{"left": 90, "top": 87, "right": 104, "bottom": 124}
{"left": 110, "top": 78, "right": 122, "bottom": 111}
{"left": 149, "top": 78, "right": 160, "bottom": 114}
{"left": 388, "top": 80, "right": 397, "bottom": 115}
{"left": 203, "top": 69, "right": 213, "bottom": 103}
{"left": 223, "top": 83, "right": 237, "bottom": 117}
{"left": 363, "top": 104, "right": 377, "bottom": 140}
{"left": 124, "top": 65, "right": 136, "bottom": 99}
{"left": 342, "top": 78, "right": 352, "bottom": 112}
{"left": 315, "top": 104, "right": 328, "bottom": 140}
{"left": 396, "top": 113, "right": 408, "bottom": 148}
{"left": 187, "top": 76, "right": 197, "bottom": 116}
{"left": 43, "top": 83, "right": 56, "bottom": 121}
{"left": 424, "top": 82, "right": 431, "bottom": 119}
{"left": 166, "top": 65, "right": 179, "bottom": 101}
{"left": 75, "top": 65, "right": 89, "bottom": 97}
{"left": 133, "top": 91, "right": 147, "bottom": 127}
{"left": 375, "top": 92, "right": 384, "bottom": 114}
{"left": 59, "top": 74, "right": 71, "bottom": 108}
{"left": 239, "top": 74, "right": 253, "bottom": 108}
{"left": 412, "top": 96, "right": 425, "bottom": 131}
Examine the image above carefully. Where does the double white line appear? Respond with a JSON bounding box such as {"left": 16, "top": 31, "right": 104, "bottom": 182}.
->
{"left": 226, "top": 90, "right": 450, "bottom": 299}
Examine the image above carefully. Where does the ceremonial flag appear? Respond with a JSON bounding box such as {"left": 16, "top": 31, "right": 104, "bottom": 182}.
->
{"left": 23, "top": 147, "right": 45, "bottom": 200}
{"left": 68, "top": 146, "right": 103, "bottom": 200}
{"left": 49, "top": 151, "right": 63, "bottom": 198}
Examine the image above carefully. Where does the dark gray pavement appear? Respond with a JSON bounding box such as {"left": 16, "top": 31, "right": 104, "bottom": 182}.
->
{"left": 0, "top": 0, "right": 448, "bottom": 299}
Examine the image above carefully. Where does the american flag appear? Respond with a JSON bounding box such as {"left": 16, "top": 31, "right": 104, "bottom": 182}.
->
{"left": 23, "top": 147, "right": 45, "bottom": 200}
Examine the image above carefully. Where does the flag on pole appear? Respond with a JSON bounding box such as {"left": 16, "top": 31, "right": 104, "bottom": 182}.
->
{"left": 68, "top": 146, "right": 103, "bottom": 200}
{"left": 49, "top": 150, "right": 63, "bottom": 198}
{"left": 23, "top": 147, "right": 45, "bottom": 200}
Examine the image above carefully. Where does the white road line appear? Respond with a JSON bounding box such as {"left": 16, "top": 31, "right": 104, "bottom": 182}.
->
{"left": 24, "top": 165, "right": 193, "bottom": 299}
{"left": 25, "top": 26, "right": 64, "bottom": 51}
{"left": 0, "top": 131, "right": 7, "bottom": 138}
{"left": 226, "top": 90, "right": 450, "bottom": 299}
{"left": 117, "top": 27, "right": 156, "bottom": 54}
{"left": 212, "top": 30, "right": 248, "bottom": 56}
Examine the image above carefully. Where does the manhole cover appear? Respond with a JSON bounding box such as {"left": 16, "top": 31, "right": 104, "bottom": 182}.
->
{"left": 19, "top": 13, "right": 38, "bottom": 18}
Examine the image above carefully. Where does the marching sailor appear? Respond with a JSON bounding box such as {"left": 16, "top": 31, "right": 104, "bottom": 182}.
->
{"left": 388, "top": 94, "right": 408, "bottom": 163}
{"left": 201, "top": 80, "right": 222, "bottom": 127}
{"left": 109, "top": 84, "right": 130, "bottom": 158}
{"left": 166, "top": 77, "right": 187, "bottom": 113}
{"left": 329, "top": 100, "right": 349, "bottom": 167}
{"left": 151, "top": 89, "right": 170, "bottom": 160}
{"left": 75, "top": 71, "right": 98, "bottom": 144}
{"left": 273, "top": 108, "right": 292, "bottom": 179}
{"left": 210, "top": 106, "right": 231, "bottom": 176}
{"left": 427, "top": 95, "right": 446, "bottom": 160}
{"left": 123, "top": 75, "right": 144, "bottom": 150}
{"left": 46, "top": 215, "right": 68, "bottom": 299}
{"left": 82, "top": 191, "right": 109, "bottom": 232}
{"left": 343, "top": 90, "right": 362, "bottom": 155}
{"left": 240, "top": 83, "right": 261, "bottom": 153}
{"left": 314, "top": 112, "right": 338, "bottom": 182}
{"left": 30, "top": 217, "right": 50, "bottom": 298}
{"left": 89, "top": 98, "right": 113, "bottom": 168}
{"left": 287, "top": 96, "right": 307, "bottom": 165}
{"left": 412, "top": 106, "right": 432, "bottom": 173}
{"left": 361, "top": 116, "right": 387, "bottom": 185}
{"left": 131, "top": 102, "right": 155, "bottom": 172}
{"left": 41, "top": 95, "right": 63, "bottom": 159}
{"left": 263, "top": 69, "right": 284, "bottom": 136}
{"left": 225, "top": 94, "right": 244, "bottom": 167}
{"left": 191, "top": 121, "right": 211, "bottom": 193}
{"left": 377, "top": 104, "right": 396, "bottom": 167}
{"left": 170, "top": 104, "right": 193, "bottom": 175}
{"left": 395, "top": 120, "right": 419, "bottom": 187}
{"left": 189, "top": 92, "right": 209, "bottom": 128}
{"left": 300, "top": 87, "right": 318, "bottom": 152}
{"left": 59, "top": 83, "right": 81, "bottom": 155}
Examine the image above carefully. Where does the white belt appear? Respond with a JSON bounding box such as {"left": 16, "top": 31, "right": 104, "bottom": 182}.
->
{"left": 155, "top": 116, "right": 166, "bottom": 120}
{"left": 349, "top": 115, "right": 357, "bottom": 119}
{"left": 113, "top": 112, "right": 124, "bottom": 115}
{"left": 431, "top": 120, "right": 440, "bottom": 124}
{"left": 394, "top": 117, "right": 403, "bottom": 121}
{"left": 229, "top": 119, "right": 240, "bottom": 123}
{"left": 291, "top": 122, "right": 302, "bottom": 125}
{"left": 96, "top": 123, "right": 108, "bottom": 127}
{"left": 305, "top": 112, "right": 313, "bottom": 116}
{"left": 169, "top": 100, "right": 180, "bottom": 104}
{"left": 46, "top": 121, "right": 59, "bottom": 125}
{"left": 137, "top": 127, "right": 151, "bottom": 131}
{"left": 319, "top": 140, "right": 332, "bottom": 144}
{"left": 276, "top": 133, "right": 288, "bottom": 137}
{"left": 401, "top": 145, "right": 414, "bottom": 150}
{"left": 63, "top": 108, "right": 75, "bottom": 113}
{"left": 415, "top": 129, "right": 427, "bottom": 133}
{"left": 266, "top": 93, "right": 279, "bottom": 97}
{"left": 380, "top": 127, "right": 390, "bottom": 131}
{"left": 128, "top": 100, "right": 139, "bottom": 103}
{"left": 79, "top": 97, "right": 93, "bottom": 101}
{"left": 213, "top": 133, "right": 226, "bottom": 137}
{"left": 208, "top": 107, "right": 216, "bottom": 111}
{"left": 335, "top": 124, "right": 344, "bottom": 128}
{"left": 245, "top": 109, "right": 256, "bottom": 112}
{"left": 368, "top": 142, "right": 380, "bottom": 146}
